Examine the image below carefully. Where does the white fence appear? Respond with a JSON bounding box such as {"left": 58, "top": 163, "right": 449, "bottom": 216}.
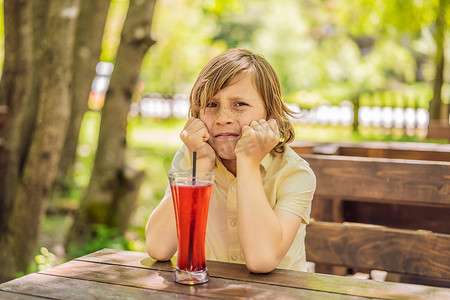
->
{"left": 91, "top": 62, "right": 431, "bottom": 130}
{"left": 132, "top": 94, "right": 431, "bottom": 129}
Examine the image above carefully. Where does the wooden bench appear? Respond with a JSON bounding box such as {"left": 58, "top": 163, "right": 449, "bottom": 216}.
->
{"left": 302, "top": 154, "right": 450, "bottom": 287}
{"left": 337, "top": 142, "right": 450, "bottom": 162}
{"left": 291, "top": 140, "right": 450, "bottom": 162}
{"left": 292, "top": 141, "right": 450, "bottom": 234}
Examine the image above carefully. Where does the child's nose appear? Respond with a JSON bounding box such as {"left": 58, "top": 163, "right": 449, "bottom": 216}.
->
{"left": 215, "top": 107, "right": 234, "bottom": 125}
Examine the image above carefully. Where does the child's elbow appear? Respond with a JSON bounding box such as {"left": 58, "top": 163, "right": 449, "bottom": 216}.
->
{"left": 146, "top": 241, "right": 174, "bottom": 262}
{"left": 245, "top": 256, "right": 278, "bottom": 273}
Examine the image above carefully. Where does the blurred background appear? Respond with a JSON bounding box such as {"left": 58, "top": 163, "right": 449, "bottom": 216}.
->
{"left": 0, "top": 0, "right": 449, "bottom": 281}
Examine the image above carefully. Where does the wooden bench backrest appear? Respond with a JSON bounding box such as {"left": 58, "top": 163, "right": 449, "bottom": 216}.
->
{"left": 302, "top": 154, "right": 450, "bottom": 207}
{"left": 302, "top": 154, "right": 450, "bottom": 282}
{"left": 305, "top": 221, "right": 450, "bottom": 281}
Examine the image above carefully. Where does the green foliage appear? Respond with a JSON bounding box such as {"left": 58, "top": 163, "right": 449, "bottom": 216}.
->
{"left": 91, "top": 0, "right": 445, "bottom": 110}
{"left": 334, "top": 0, "right": 436, "bottom": 37}
{"left": 1, "top": 0, "right": 445, "bottom": 106}
{"left": 139, "top": 0, "right": 229, "bottom": 95}
{"left": 63, "top": 115, "right": 181, "bottom": 259}
{"left": 178, "top": 0, "right": 434, "bottom": 105}
{"left": 73, "top": 111, "right": 101, "bottom": 190}
{"left": 16, "top": 247, "right": 57, "bottom": 278}
{"left": 67, "top": 224, "right": 129, "bottom": 259}
{"left": 35, "top": 247, "right": 56, "bottom": 271}
{"left": 126, "top": 117, "right": 181, "bottom": 238}
{"left": 199, "top": 0, "right": 244, "bottom": 15}
{"left": 100, "top": 0, "right": 129, "bottom": 62}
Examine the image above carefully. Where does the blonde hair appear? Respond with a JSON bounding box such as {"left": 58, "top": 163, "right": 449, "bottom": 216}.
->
{"left": 189, "top": 48, "right": 295, "bottom": 154}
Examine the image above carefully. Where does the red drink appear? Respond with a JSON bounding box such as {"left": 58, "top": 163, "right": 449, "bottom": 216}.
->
{"left": 169, "top": 171, "right": 214, "bottom": 285}
{"left": 171, "top": 184, "right": 212, "bottom": 271}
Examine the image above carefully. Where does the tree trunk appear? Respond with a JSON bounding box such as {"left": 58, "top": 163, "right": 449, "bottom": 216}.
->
{"left": 0, "top": 0, "right": 79, "bottom": 282}
{"left": 18, "top": 0, "right": 50, "bottom": 179}
{"left": 56, "top": 0, "right": 111, "bottom": 191}
{"left": 66, "top": 0, "right": 156, "bottom": 250}
{"left": 0, "top": 0, "right": 33, "bottom": 238}
{"left": 429, "top": 0, "right": 446, "bottom": 121}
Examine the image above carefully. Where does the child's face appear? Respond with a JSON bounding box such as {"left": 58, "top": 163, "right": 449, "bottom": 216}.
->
{"left": 199, "top": 72, "right": 267, "bottom": 160}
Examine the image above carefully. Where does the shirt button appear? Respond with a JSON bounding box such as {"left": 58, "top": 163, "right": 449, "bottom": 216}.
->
{"left": 231, "top": 186, "right": 236, "bottom": 192}
{"left": 230, "top": 221, "right": 236, "bottom": 227}
{"left": 231, "top": 256, "right": 237, "bottom": 261}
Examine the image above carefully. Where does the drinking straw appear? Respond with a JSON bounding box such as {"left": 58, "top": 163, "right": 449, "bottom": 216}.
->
{"left": 192, "top": 151, "right": 197, "bottom": 182}
{"left": 188, "top": 151, "right": 197, "bottom": 270}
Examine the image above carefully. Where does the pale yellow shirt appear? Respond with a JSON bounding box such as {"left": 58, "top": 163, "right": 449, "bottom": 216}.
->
{"left": 162, "top": 145, "right": 316, "bottom": 271}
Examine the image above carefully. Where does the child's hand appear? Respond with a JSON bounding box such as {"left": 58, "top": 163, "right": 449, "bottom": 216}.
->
{"left": 180, "top": 118, "right": 216, "bottom": 171}
{"left": 235, "top": 119, "right": 280, "bottom": 166}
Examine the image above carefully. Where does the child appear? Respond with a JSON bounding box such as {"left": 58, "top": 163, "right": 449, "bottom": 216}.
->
{"left": 145, "top": 48, "right": 316, "bottom": 273}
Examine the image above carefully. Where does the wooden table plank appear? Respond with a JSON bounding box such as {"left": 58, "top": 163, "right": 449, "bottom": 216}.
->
{"left": 0, "top": 290, "right": 47, "bottom": 300}
{"left": 76, "top": 249, "right": 450, "bottom": 300}
{"left": 39, "top": 260, "right": 355, "bottom": 299}
{"left": 0, "top": 272, "right": 199, "bottom": 300}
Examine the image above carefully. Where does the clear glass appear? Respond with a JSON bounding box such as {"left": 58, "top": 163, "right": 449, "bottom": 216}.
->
{"left": 168, "top": 171, "right": 214, "bottom": 285}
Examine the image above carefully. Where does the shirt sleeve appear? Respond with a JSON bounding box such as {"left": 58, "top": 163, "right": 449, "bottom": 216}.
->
{"left": 274, "top": 161, "right": 316, "bottom": 224}
{"left": 161, "top": 145, "right": 192, "bottom": 201}
{"left": 170, "top": 145, "right": 192, "bottom": 172}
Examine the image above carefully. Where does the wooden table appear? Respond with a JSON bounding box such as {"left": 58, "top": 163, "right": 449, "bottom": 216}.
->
{"left": 1, "top": 249, "right": 449, "bottom": 299}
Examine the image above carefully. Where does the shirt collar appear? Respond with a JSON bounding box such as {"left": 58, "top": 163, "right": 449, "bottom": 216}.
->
{"left": 213, "top": 157, "right": 235, "bottom": 181}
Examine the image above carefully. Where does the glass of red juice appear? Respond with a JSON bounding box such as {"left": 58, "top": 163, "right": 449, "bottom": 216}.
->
{"left": 168, "top": 171, "right": 214, "bottom": 285}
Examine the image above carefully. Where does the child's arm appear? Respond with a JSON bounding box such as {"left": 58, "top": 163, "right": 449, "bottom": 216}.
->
{"left": 145, "top": 118, "right": 215, "bottom": 261}
{"left": 145, "top": 192, "right": 178, "bottom": 261}
{"left": 235, "top": 119, "right": 302, "bottom": 273}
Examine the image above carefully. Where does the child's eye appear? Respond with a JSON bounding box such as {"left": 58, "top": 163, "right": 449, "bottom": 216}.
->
{"left": 236, "top": 102, "right": 247, "bottom": 107}
{"left": 206, "top": 102, "right": 218, "bottom": 108}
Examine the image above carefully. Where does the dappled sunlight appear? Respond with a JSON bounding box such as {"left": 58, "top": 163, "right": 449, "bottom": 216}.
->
{"left": 41, "top": 259, "right": 174, "bottom": 291}
{"left": 1, "top": 270, "right": 172, "bottom": 298}
{"left": 134, "top": 271, "right": 170, "bottom": 290}
{"left": 196, "top": 282, "right": 299, "bottom": 299}
{"left": 140, "top": 257, "right": 176, "bottom": 269}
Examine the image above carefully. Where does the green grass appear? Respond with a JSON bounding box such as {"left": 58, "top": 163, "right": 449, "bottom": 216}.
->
{"left": 128, "top": 115, "right": 187, "bottom": 132}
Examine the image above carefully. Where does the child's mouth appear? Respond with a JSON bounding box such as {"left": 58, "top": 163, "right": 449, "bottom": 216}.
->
{"left": 214, "top": 132, "right": 240, "bottom": 139}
